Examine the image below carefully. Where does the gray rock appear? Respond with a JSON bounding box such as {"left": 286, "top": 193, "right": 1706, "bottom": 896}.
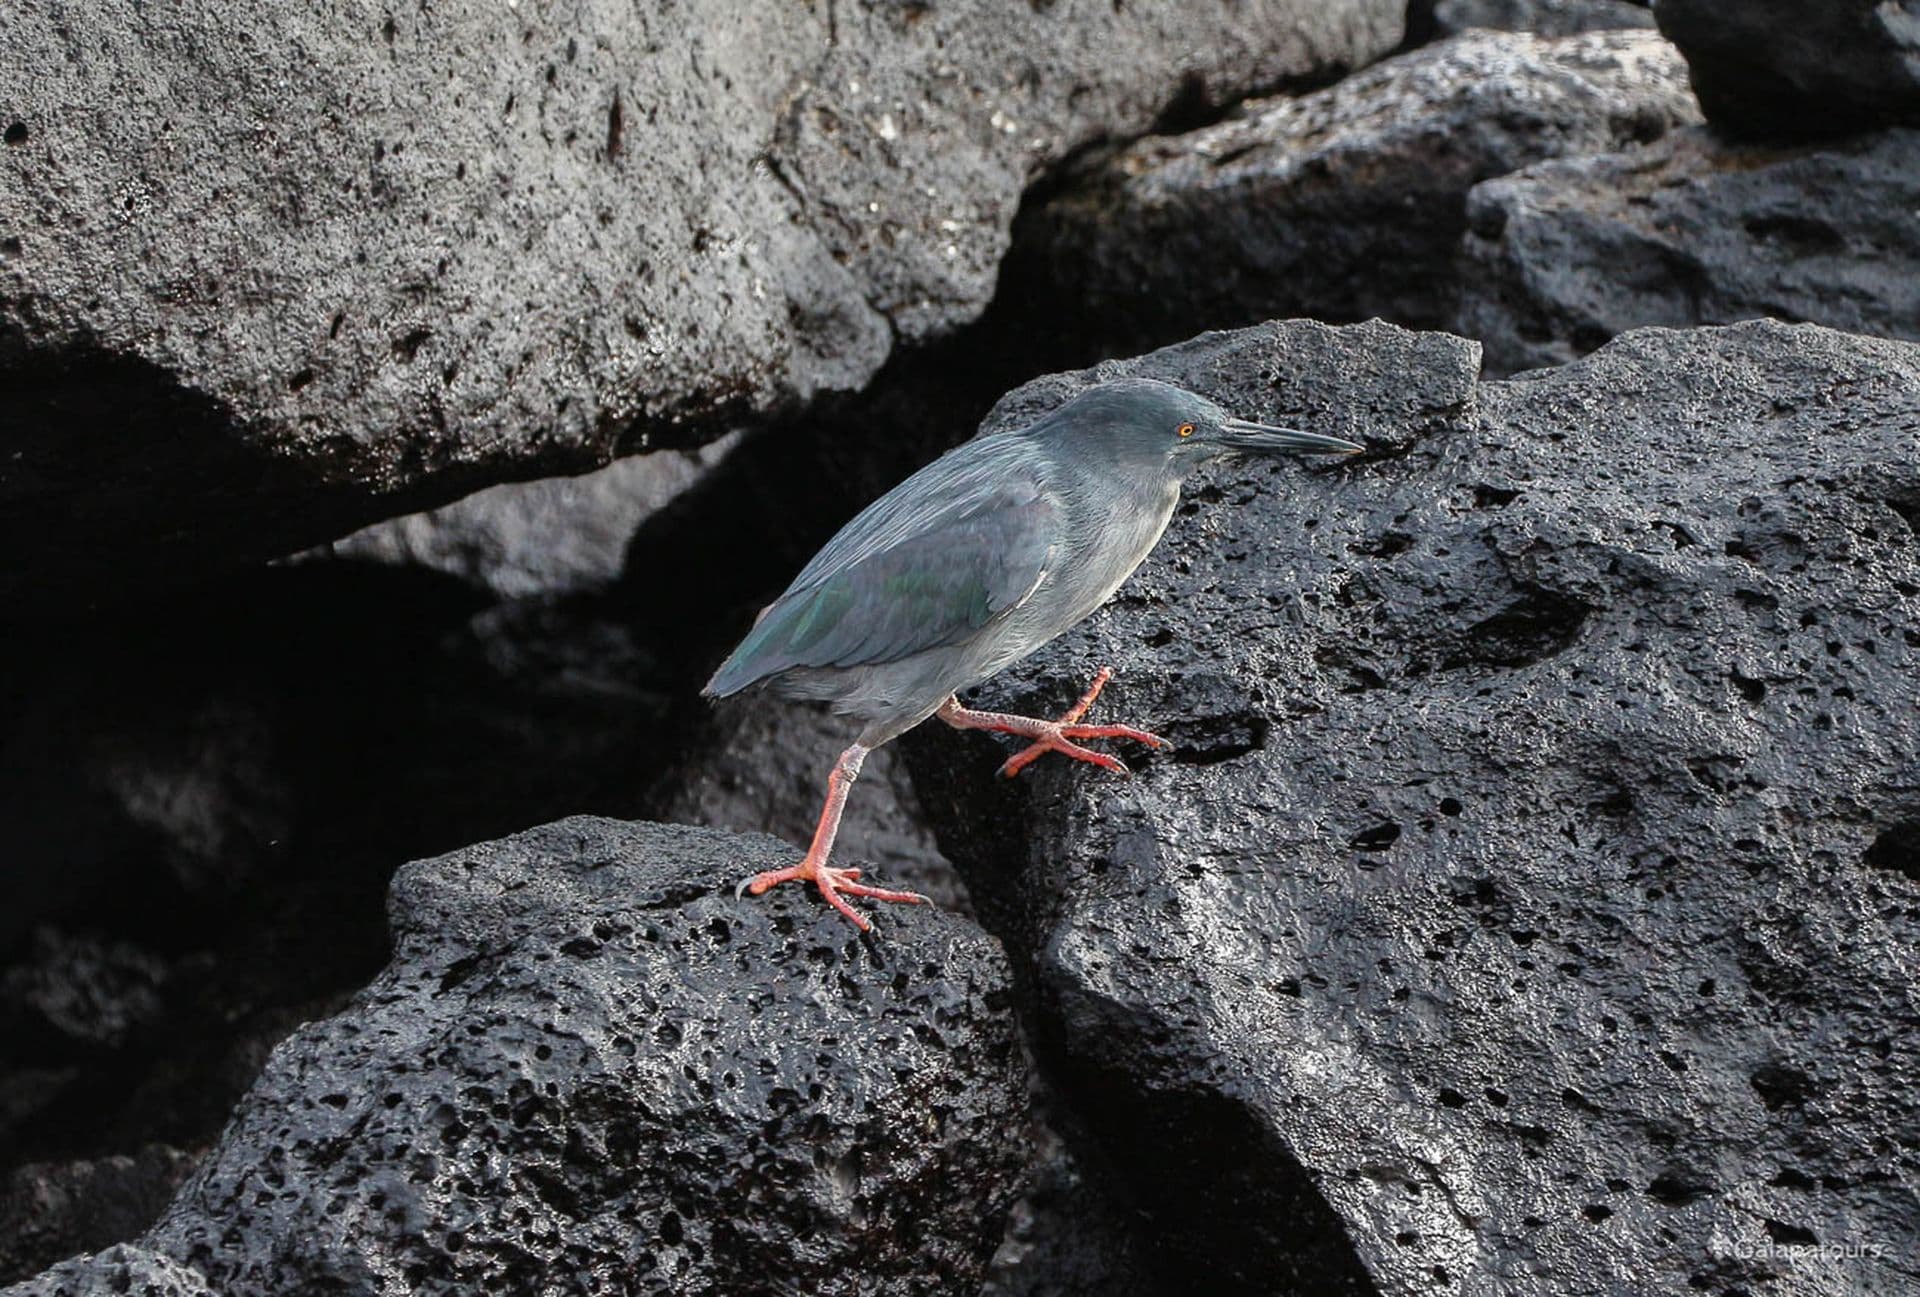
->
{"left": 1432, "top": 0, "right": 1653, "bottom": 38}
{"left": 4, "top": 1245, "right": 216, "bottom": 1297}
{"left": 0, "top": 0, "right": 1405, "bottom": 612}
{"left": 30, "top": 817, "right": 1025, "bottom": 1297}
{"left": 0, "top": 930, "right": 169, "bottom": 1052}
{"left": 1008, "top": 30, "right": 1697, "bottom": 361}
{"left": 1456, "top": 126, "right": 1920, "bottom": 375}
{"left": 910, "top": 318, "right": 1920, "bottom": 1295}
{"left": 0, "top": 1149, "right": 200, "bottom": 1287}
{"left": 1655, "top": 0, "right": 1920, "bottom": 137}
{"left": 316, "top": 439, "right": 738, "bottom": 599}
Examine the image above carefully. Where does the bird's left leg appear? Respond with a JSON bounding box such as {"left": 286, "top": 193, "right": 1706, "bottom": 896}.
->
{"left": 937, "top": 667, "right": 1169, "bottom": 778}
{"left": 735, "top": 742, "right": 929, "bottom": 931}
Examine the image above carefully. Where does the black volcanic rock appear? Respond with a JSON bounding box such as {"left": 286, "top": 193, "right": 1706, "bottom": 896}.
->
{"left": 6, "top": 1246, "right": 214, "bottom": 1297}
{"left": 1004, "top": 29, "right": 1696, "bottom": 361}
{"left": 1455, "top": 126, "right": 1920, "bottom": 375}
{"left": 0, "top": 1149, "right": 199, "bottom": 1287}
{"left": 7, "top": 817, "right": 1028, "bottom": 1297}
{"left": 1655, "top": 0, "right": 1920, "bottom": 138}
{"left": 0, "top": 0, "right": 1405, "bottom": 614}
{"left": 909, "top": 318, "right": 1920, "bottom": 1295}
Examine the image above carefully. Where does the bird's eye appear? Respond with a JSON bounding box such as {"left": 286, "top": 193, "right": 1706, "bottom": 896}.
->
{"left": 1177, "top": 423, "right": 1195, "bottom": 438}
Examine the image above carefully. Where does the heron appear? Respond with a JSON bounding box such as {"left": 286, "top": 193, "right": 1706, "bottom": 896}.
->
{"left": 705, "top": 377, "right": 1363, "bottom": 929}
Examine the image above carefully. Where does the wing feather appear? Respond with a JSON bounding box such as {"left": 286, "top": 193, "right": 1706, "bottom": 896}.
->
{"left": 705, "top": 441, "right": 1060, "bottom": 695}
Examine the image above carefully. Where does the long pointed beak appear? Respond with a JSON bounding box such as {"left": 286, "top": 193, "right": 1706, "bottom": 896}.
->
{"left": 1220, "top": 418, "right": 1365, "bottom": 456}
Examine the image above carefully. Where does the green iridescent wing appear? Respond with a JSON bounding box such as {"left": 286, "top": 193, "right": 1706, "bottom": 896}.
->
{"left": 706, "top": 480, "right": 1059, "bottom": 695}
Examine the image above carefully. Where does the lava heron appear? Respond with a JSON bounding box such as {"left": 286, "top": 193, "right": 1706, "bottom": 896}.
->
{"left": 705, "top": 377, "right": 1362, "bottom": 929}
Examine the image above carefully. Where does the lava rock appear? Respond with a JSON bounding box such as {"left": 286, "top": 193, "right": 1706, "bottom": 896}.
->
{"left": 0, "top": 1148, "right": 199, "bottom": 1287}
{"left": 4, "top": 1245, "right": 215, "bottom": 1297}
{"left": 0, "top": 931, "right": 169, "bottom": 1054}
{"left": 0, "top": 0, "right": 1406, "bottom": 614}
{"left": 1655, "top": 0, "right": 1920, "bottom": 138}
{"left": 1456, "top": 126, "right": 1920, "bottom": 375}
{"left": 1432, "top": 0, "right": 1653, "bottom": 39}
{"left": 317, "top": 441, "right": 737, "bottom": 600}
{"left": 910, "top": 318, "right": 1920, "bottom": 1294}
{"left": 8, "top": 818, "right": 1027, "bottom": 1297}
{"left": 1005, "top": 29, "right": 1696, "bottom": 362}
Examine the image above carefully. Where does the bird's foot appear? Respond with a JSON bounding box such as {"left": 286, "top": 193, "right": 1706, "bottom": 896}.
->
{"left": 997, "top": 667, "right": 1169, "bottom": 778}
{"left": 735, "top": 856, "right": 929, "bottom": 933}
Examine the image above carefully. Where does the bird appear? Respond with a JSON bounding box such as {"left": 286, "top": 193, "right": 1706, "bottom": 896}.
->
{"left": 704, "top": 377, "right": 1363, "bottom": 930}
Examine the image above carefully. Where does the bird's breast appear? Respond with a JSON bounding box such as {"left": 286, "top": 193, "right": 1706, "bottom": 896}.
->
{"left": 1032, "top": 475, "right": 1180, "bottom": 631}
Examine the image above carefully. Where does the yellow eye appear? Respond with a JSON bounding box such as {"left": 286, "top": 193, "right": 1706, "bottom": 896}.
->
{"left": 1177, "top": 423, "right": 1195, "bottom": 438}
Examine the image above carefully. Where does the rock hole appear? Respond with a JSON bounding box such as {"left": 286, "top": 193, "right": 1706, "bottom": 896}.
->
{"left": 392, "top": 327, "right": 432, "bottom": 361}
{"left": 1647, "top": 1172, "right": 1710, "bottom": 1206}
{"left": 1350, "top": 821, "right": 1401, "bottom": 852}
{"left": 1439, "top": 797, "right": 1462, "bottom": 816}
{"left": 0, "top": 235, "right": 21, "bottom": 256}
{"left": 287, "top": 368, "right": 315, "bottom": 392}
{"left": 1765, "top": 1219, "right": 1818, "bottom": 1246}
{"left": 1444, "top": 589, "right": 1590, "bottom": 671}
{"left": 1864, "top": 819, "right": 1920, "bottom": 884}
{"left": 1351, "top": 530, "right": 1414, "bottom": 558}
{"left": 1583, "top": 1204, "right": 1612, "bottom": 1223}
{"left": 1750, "top": 1063, "right": 1813, "bottom": 1110}
{"left": 606, "top": 90, "right": 624, "bottom": 159}
{"left": 3, "top": 121, "right": 27, "bottom": 145}
{"left": 1471, "top": 483, "right": 1520, "bottom": 509}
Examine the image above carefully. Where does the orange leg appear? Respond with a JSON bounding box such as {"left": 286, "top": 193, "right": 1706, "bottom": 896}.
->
{"left": 937, "top": 666, "right": 1169, "bottom": 778}
{"left": 735, "top": 743, "right": 928, "bottom": 931}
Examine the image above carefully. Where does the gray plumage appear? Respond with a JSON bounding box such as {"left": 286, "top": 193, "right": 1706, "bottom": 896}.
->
{"left": 705, "top": 377, "right": 1362, "bottom": 745}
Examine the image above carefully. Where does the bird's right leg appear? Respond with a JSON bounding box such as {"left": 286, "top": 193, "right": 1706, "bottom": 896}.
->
{"left": 938, "top": 666, "right": 1169, "bottom": 778}
{"left": 735, "top": 742, "right": 929, "bottom": 931}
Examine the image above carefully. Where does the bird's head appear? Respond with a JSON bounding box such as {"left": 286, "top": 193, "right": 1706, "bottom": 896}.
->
{"left": 1032, "top": 377, "right": 1364, "bottom": 479}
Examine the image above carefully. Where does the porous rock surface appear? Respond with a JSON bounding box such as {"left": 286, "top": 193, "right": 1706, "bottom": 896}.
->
{"left": 1004, "top": 29, "right": 1697, "bottom": 360}
{"left": 1654, "top": 0, "right": 1920, "bottom": 138}
{"left": 0, "top": 0, "right": 1404, "bottom": 611}
{"left": 7, "top": 1245, "right": 215, "bottom": 1297}
{"left": 1456, "top": 126, "right": 1920, "bottom": 375}
{"left": 911, "top": 318, "right": 1920, "bottom": 1295}
{"left": 7, "top": 817, "right": 1028, "bottom": 1297}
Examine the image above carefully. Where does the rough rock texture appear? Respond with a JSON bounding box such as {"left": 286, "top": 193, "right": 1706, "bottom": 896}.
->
{"left": 911, "top": 318, "right": 1920, "bottom": 1295}
{"left": 318, "top": 440, "right": 738, "bottom": 599}
{"left": 1655, "top": 0, "right": 1920, "bottom": 138}
{"left": 1457, "top": 126, "right": 1920, "bottom": 375}
{"left": 0, "top": 0, "right": 1405, "bottom": 612}
{"left": 9, "top": 818, "right": 1027, "bottom": 1297}
{"left": 6, "top": 1246, "right": 214, "bottom": 1297}
{"left": 0, "top": 1149, "right": 200, "bottom": 1287}
{"left": 1006, "top": 29, "right": 1697, "bottom": 363}
{"left": 1431, "top": 0, "right": 1653, "bottom": 39}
